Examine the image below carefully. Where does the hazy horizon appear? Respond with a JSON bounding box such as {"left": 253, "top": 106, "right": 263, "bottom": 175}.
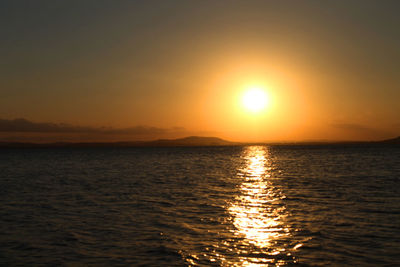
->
{"left": 0, "top": 117, "right": 398, "bottom": 144}
{"left": 1, "top": 1, "right": 399, "bottom": 142}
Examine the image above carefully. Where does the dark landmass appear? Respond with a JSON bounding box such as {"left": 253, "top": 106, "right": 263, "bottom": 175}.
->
{"left": 378, "top": 136, "right": 400, "bottom": 144}
{"left": 254, "top": 136, "right": 400, "bottom": 146}
{"left": 143, "top": 136, "right": 237, "bottom": 146}
{"left": 0, "top": 136, "right": 399, "bottom": 148}
{"left": 0, "top": 136, "right": 238, "bottom": 148}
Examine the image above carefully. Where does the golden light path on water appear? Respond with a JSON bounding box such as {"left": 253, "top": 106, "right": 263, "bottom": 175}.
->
{"left": 226, "top": 146, "right": 291, "bottom": 266}
{"left": 185, "top": 146, "right": 303, "bottom": 266}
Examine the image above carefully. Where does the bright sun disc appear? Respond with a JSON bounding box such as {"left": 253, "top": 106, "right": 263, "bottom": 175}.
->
{"left": 242, "top": 88, "right": 269, "bottom": 112}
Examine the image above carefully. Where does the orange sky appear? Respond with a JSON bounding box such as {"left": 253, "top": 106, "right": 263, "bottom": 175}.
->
{"left": 1, "top": 1, "right": 399, "bottom": 142}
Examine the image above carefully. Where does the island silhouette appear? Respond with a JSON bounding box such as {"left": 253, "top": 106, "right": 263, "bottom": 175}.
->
{"left": 0, "top": 136, "right": 399, "bottom": 148}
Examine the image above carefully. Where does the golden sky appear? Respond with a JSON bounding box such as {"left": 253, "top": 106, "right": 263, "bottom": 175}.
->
{"left": 1, "top": 1, "right": 399, "bottom": 142}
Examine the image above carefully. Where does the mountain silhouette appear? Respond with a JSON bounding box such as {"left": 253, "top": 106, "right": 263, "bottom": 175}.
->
{"left": 1, "top": 135, "right": 399, "bottom": 148}
{"left": 379, "top": 136, "right": 400, "bottom": 144}
{"left": 0, "top": 136, "right": 237, "bottom": 148}
{"left": 146, "top": 136, "right": 235, "bottom": 146}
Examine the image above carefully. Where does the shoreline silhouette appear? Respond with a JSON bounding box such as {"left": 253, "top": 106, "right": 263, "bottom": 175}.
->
{"left": 0, "top": 136, "right": 398, "bottom": 148}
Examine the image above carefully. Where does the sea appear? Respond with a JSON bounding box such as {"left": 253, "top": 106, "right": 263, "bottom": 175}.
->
{"left": 0, "top": 144, "right": 399, "bottom": 266}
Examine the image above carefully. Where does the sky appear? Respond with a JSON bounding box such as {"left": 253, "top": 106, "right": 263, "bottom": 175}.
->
{"left": 1, "top": 0, "right": 399, "bottom": 142}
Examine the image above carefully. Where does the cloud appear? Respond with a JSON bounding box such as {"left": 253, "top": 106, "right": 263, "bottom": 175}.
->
{"left": 0, "top": 118, "right": 187, "bottom": 138}
{"left": 0, "top": 118, "right": 92, "bottom": 133}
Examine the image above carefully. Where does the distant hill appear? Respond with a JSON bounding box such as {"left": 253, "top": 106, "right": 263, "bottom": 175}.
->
{"left": 143, "top": 136, "right": 235, "bottom": 146}
{"left": 0, "top": 136, "right": 238, "bottom": 148}
{"left": 1, "top": 135, "right": 399, "bottom": 148}
{"left": 378, "top": 136, "right": 400, "bottom": 144}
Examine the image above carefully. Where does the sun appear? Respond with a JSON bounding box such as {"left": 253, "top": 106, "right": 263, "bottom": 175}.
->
{"left": 242, "top": 87, "right": 269, "bottom": 113}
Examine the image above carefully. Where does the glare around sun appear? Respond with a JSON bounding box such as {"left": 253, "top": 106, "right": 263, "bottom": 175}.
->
{"left": 242, "top": 87, "right": 269, "bottom": 113}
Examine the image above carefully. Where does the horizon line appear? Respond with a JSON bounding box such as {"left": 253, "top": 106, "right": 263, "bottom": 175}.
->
{"left": 0, "top": 135, "right": 399, "bottom": 148}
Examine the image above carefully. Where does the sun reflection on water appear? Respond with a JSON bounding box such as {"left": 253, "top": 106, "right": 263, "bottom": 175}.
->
{"left": 184, "top": 146, "right": 301, "bottom": 266}
{"left": 226, "top": 146, "right": 291, "bottom": 266}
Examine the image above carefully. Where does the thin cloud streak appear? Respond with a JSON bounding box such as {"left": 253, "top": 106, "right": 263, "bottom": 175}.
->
{"left": 0, "top": 118, "right": 189, "bottom": 142}
{"left": 0, "top": 118, "right": 185, "bottom": 135}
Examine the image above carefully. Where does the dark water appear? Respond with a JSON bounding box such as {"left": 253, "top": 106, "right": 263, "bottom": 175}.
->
{"left": 1, "top": 145, "right": 399, "bottom": 266}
